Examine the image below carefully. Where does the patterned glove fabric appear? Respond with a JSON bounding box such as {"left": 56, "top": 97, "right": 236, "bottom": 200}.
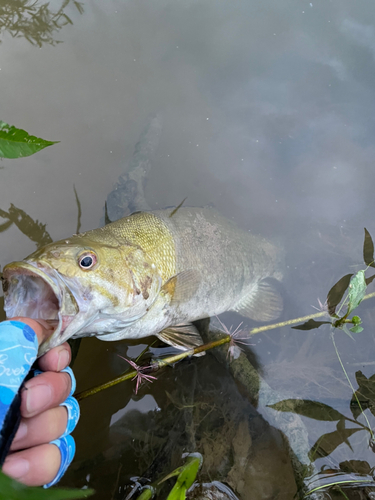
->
{"left": 0, "top": 320, "right": 38, "bottom": 465}
{"left": 0, "top": 320, "right": 79, "bottom": 487}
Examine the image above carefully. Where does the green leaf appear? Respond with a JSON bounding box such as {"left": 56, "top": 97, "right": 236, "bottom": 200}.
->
{"left": 164, "top": 454, "right": 202, "bottom": 500}
{"left": 0, "top": 121, "right": 58, "bottom": 159}
{"left": 267, "top": 399, "right": 347, "bottom": 422}
{"left": 327, "top": 273, "right": 353, "bottom": 316}
{"left": 349, "top": 325, "right": 363, "bottom": 334}
{"left": 309, "top": 427, "right": 362, "bottom": 461}
{"left": 0, "top": 471, "right": 94, "bottom": 500}
{"left": 363, "top": 228, "right": 375, "bottom": 268}
{"left": 291, "top": 319, "right": 331, "bottom": 331}
{"left": 347, "top": 271, "right": 366, "bottom": 315}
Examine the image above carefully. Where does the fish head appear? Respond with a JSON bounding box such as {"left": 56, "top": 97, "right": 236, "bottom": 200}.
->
{"left": 2, "top": 235, "right": 162, "bottom": 355}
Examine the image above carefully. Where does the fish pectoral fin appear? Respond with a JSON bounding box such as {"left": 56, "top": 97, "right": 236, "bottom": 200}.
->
{"left": 156, "top": 323, "right": 205, "bottom": 357}
{"left": 161, "top": 269, "right": 201, "bottom": 304}
{"left": 232, "top": 278, "right": 283, "bottom": 322}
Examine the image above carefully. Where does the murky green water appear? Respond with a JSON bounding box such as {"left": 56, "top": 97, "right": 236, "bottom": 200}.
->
{"left": 2, "top": 1, "right": 375, "bottom": 498}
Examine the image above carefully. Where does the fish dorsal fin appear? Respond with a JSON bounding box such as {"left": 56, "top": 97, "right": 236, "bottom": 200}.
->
{"left": 232, "top": 278, "right": 283, "bottom": 322}
{"left": 156, "top": 323, "right": 205, "bottom": 357}
{"left": 161, "top": 269, "right": 201, "bottom": 304}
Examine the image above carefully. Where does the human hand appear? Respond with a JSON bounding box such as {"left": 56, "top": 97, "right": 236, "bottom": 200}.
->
{"left": 1, "top": 317, "right": 77, "bottom": 486}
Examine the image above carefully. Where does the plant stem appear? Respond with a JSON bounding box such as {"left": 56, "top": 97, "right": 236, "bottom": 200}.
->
{"left": 75, "top": 336, "right": 230, "bottom": 401}
{"left": 249, "top": 290, "right": 375, "bottom": 334}
{"left": 75, "top": 290, "right": 375, "bottom": 401}
{"left": 331, "top": 332, "right": 374, "bottom": 439}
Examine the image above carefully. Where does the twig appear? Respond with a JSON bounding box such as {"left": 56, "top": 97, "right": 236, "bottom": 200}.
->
{"left": 75, "top": 291, "right": 375, "bottom": 401}
{"left": 248, "top": 290, "right": 375, "bottom": 335}
{"left": 75, "top": 336, "right": 229, "bottom": 401}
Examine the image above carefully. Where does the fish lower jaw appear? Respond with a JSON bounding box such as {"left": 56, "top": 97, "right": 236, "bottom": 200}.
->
{"left": 37, "top": 315, "right": 77, "bottom": 355}
{"left": 2, "top": 261, "right": 80, "bottom": 355}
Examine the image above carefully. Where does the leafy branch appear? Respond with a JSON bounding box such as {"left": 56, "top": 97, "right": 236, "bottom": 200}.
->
{"left": 266, "top": 229, "right": 375, "bottom": 496}
{"left": 75, "top": 335, "right": 233, "bottom": 401}
{"left": 293, "top": 228, "right": 375, "bottom": 337}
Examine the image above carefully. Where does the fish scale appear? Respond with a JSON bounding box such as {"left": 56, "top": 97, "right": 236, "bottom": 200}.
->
{"left": 2, "top": 207, "right": 284, "bottom": 356}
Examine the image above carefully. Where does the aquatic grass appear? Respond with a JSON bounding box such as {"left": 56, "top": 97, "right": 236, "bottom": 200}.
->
{"left": 125, "top": 453, "right": 202, "bottom": 500}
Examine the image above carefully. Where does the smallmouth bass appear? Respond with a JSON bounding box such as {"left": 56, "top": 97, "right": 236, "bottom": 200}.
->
{"left": 2, "top": 208, "right": 283, "bottom": 356}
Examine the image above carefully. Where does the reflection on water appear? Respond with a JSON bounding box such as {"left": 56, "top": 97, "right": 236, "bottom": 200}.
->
{"left": 0, "top": 203, "right": 52, "bottom": 247}
{"left": 110, "top": 394, "right": 160, "bottom": 427}
{"left": 67, "top": 342, "right": 298, "bottom": 500}
{"left": 0, "top": 0, "right": 83, "bottom": 47}
{"left": 2, "top": 0, "right": 375, "bottom": 498}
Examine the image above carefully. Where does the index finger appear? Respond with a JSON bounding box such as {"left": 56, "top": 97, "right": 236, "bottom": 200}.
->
{"left": 10, "top": 317, "right": 54, "bottom": 345}
{"left": 10, "top": 318, "right": 71, "bottom": 372}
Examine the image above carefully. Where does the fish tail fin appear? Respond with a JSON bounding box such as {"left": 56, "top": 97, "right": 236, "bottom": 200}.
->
{"left": 232, "top": 278, "right": 283, "bottom": 322}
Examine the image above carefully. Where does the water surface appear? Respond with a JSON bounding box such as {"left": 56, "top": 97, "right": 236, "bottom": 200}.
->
{"left": 2, "top": 1, "right": 375, "bottom": 498}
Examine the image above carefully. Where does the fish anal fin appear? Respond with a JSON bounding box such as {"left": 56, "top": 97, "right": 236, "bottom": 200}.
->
{"left": 161, "top": 270, "right": 200, "bottom": 304}
{"left": 233, "top": 278, "right": 283, "bottom": 322}
{"left": 156, "top": 323, "right": 205, "bottom": 357}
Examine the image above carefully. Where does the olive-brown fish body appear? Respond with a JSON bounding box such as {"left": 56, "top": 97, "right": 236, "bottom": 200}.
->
{"left": 2, "top": 208, "right": 283, "bottom": 355}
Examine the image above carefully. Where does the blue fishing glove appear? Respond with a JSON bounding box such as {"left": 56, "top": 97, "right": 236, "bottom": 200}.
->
{"left": 0, "top": 320, "right": 79, "bottom": 487}
{"left": 0, "top": 320, "right": 38, "bottom": 465}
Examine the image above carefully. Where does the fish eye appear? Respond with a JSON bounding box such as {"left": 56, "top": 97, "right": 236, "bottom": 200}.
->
{"left": 78, "top": 252, "right": 97, "bottom": 270}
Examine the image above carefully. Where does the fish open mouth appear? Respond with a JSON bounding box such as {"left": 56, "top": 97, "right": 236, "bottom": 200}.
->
{"left": 2, "top": 261, "right": 79, "bottom": 355}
